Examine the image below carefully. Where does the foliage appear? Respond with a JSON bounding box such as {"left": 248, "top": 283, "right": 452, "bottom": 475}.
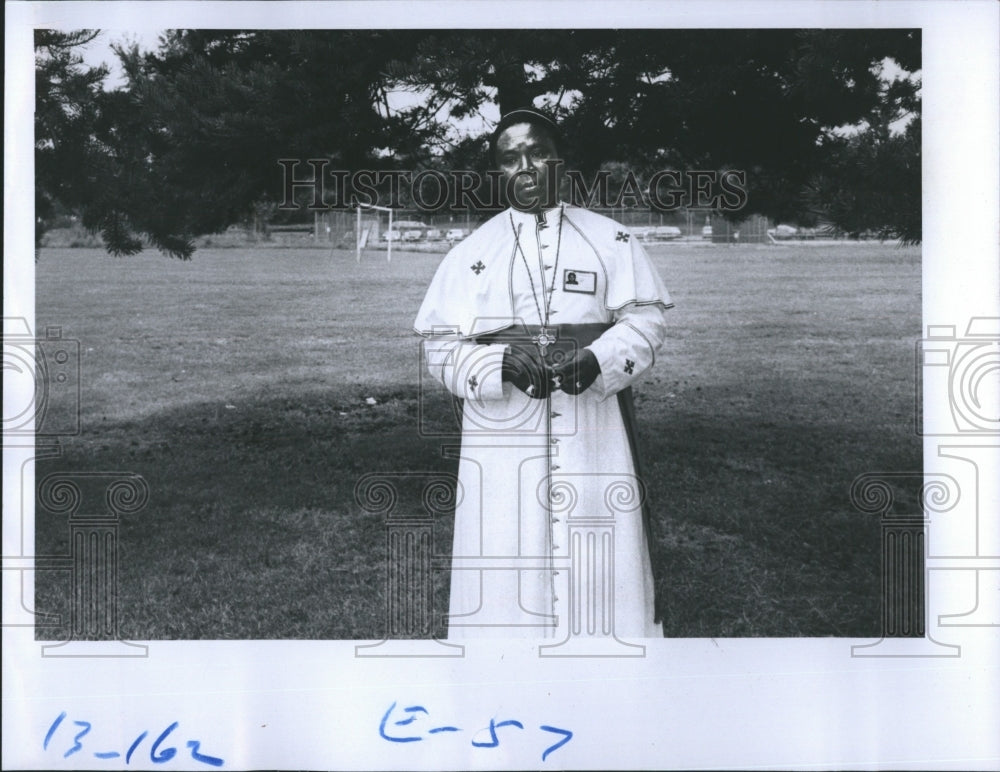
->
{"left": 803, "top": 113, "right": 921, "bottom": 244}
{"left": 409, "top": 30, "right": 921, "bottom": 234}
{"left": 34, "top": 31, "right": 112, "bottom": 252}
{"left": 35, "top": 29, "right": 922, "bottom": 257}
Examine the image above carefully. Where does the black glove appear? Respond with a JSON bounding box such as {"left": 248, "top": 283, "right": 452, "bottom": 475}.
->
{"left": 501, "top": 344, "right": 552, "bottom": 399}
{"left": 549, "top": 348, "right": 601, "bottom": 395}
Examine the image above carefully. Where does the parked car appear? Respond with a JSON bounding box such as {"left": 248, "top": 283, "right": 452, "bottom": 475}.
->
{"left": 768, "top": 224, "right": 798, "bottom": 240}
{"left": 403, "top": 229, "right": 423, "bottom": 241}
{"left": 382, "top": 230, "right": 402, "bottom": 241}
{"left": 445, "top": 228, "right": 467, "bottom": 242}
{"left": 653, "top": 225, "right": 682, "bottom": 240}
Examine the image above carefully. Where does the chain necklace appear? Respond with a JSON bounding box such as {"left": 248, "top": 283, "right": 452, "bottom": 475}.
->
{"left": 509, "top": 205, "right": 564, "bottom": 337}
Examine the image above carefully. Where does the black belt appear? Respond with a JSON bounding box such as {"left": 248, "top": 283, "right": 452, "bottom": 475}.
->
{"left": 475, "top": 322, "right": 612, "bottom": 352}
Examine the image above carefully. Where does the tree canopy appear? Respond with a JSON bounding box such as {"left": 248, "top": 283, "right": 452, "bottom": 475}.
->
{"left": 35, "top": 28, "right": 921, "bottom": 258}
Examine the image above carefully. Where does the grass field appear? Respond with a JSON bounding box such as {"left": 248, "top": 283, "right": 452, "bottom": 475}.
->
{"left": 33, "top": 240, "right": 921, "bottom": 639}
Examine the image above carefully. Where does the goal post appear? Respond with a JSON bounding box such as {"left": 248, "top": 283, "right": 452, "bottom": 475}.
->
{"left": 356, "top": 203, "right": 395, "bottom": 263}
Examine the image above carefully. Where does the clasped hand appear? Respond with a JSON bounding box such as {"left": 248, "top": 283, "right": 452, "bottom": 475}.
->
{"left": 501, "top": 344, "right": 601, "bottom": 398}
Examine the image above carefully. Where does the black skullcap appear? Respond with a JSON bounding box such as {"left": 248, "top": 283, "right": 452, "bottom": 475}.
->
{"left": 489, "top": 107, "right": 561, "bottom": 162}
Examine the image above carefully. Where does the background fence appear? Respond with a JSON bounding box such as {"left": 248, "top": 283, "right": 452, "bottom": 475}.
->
{"left": 300, "top": 210, "right": 777, "bottom": 248}
{"left": 39, "top": 211, "right": 780, "bottom": 251}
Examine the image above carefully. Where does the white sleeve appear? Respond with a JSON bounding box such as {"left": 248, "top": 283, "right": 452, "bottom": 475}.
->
{"left": 423, "top": 337, "right": 510, "bottom": 401}
{"left": 584, "top": 303, "right": 670, "bottom": 399}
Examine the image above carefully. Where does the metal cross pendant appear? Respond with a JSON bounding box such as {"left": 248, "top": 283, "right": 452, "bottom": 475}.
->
{"left": 532, "top": 327, "right": 558, "bottom": 355}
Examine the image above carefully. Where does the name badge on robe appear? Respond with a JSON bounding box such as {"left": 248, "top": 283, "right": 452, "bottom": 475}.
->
{"left": 562, "top": 269, "right": 597, "bottom": 294}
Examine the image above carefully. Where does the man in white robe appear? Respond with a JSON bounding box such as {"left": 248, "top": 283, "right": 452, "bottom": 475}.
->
{"left": 414, "top": 109, "right": 673, "bottom": 639}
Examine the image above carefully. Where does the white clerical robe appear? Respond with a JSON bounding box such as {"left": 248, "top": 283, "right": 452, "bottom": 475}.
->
{"left": 414, "top": 204, "right": 673, "bottom": 639}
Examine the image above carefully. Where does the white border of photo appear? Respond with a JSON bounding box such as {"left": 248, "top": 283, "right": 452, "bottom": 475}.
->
{"left": 5, "top": 2, "right": 999, "bottom": 769}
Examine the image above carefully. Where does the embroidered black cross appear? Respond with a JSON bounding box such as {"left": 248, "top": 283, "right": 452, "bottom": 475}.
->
{"left": 616, "top": 231, "right": 630, "bottom": 243}
{"left": 468, "top": 375, "right": 478, "bottom": 389}
{"left": 471, "top": 261, "right": 485, "bottom": 274}
{"left": 624, "top": 358, "right": 635, "bottom": 374}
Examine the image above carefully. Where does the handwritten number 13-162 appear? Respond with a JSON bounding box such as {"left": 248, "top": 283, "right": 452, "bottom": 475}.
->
{"left": 43, "top": 712, "right": 224, "bottom": 766}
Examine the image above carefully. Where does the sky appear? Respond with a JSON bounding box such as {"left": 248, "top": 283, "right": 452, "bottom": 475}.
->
{"left": 77, "top": 29, "right": 164, "bottom": 89}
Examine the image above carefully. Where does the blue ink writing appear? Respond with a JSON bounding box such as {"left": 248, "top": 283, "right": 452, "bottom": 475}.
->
{"left": 126, "top": 730, "right": 148, "bottom": 764}
{"left": 471, "top": 718, "right": 524, "bottom": 748}
{"left": 150, "top": 722, "right": 179, "bottom": 763}
{"left": 187, "top": 741, "right": 225, "bottom": 767}
{"left": 43, "top": 714, "right": 224, "bottom": 766}
{"left": 65, "top": 721, "right": 92, "bottom": 758}
{"left": 378, "top": 701, "right": 572, "bottom": 761}
{"left": 43, "top": 712, "right": 66, "bottom": 751}
{"left": 379, "top": 702, "right": 422, "bottom": 743}
{"left": 539, "top": 725, "right": 573, "bottom": 762}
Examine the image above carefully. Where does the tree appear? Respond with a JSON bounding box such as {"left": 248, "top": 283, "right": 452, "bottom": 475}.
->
{"left": 34, "top": 30, "right": 109, "bottom": 251}
{"left": 100, "top": 30, "right": 437, "bottom": 257}
{"left": 37, "top": 29, "right": 921, "bottom": 258}
{"left": 36, "top": 30, "right": 436, "bottom": 258}
{"left": 35, "top": 30, "right": 205, "bottom": 257}
{"left": 389, "top": 29, "right": 921, "bottom": 231}
{"left": 802, "top": 72, "right": 921, "bottom": 243}
{"left": 803, "top": 116, "right": 921, "bottom": 244}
